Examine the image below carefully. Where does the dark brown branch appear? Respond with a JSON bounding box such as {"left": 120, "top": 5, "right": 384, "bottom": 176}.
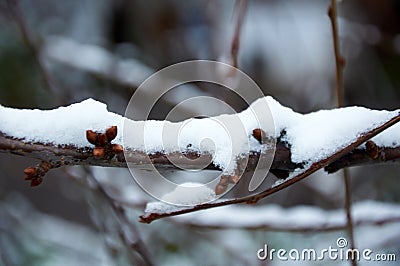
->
{"left": 325, "top": 143, "right": 400, "bottom": 173}
{"left": 1, "top": 129, "right": 400, "bottom": 183}
{"left": 0, "top": 131, "right": 300, "bottom": 174}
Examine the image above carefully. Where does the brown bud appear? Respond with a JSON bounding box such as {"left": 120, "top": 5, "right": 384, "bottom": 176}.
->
{"left": 24, "top": 167, "right": 37, "bottom": 176}
{"left": 93, "top": 147, "right": 105, "bottom": 157}
{"left": 40, "top": 161, "right": 52, "bottom": 173}
{"left": 219, "top": 176, "right": 230, "bottom": 186}
{"left": 111, "top": 144, "right": 124, "bottom": 154}
{"left": 229, "top": 175, "right": 240, "bottom": 184}
{"left": 215, "top": 184, "right": 228, "bottom": 195}
{"left": 86, "top": 130, "right": 98, "bottom": 145}
{"left": 97, "top": 133, "right": 108, "bottom": 146}
{"left": 30, "top": 177, "right": 43, "bottom": 187}
{"left": 106, "top": 126, "right": 118, "bottom": 141}
{"left": 246, "top": 198, "right": 259, "bottom": 204}
{"left": 116, "top": 152, "right": 125, "bottom": 162}
{"left": 252, "top": 128, "right": 264, "bottom": 144}
{"left": 24, "top": 175, "right": 33, "bottom": 181}
{"left": 366, "top": 140, "right": 379, "bottom": 159}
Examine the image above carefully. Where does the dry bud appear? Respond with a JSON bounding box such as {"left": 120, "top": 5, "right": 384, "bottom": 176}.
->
{"left": 86, "top": 130, "right": 98, "bottom": 145}
{"left": 111, "top": 144, "right": 124, "bottom": 154}
{"left": 24, "top": 167, "right": 37, "bottom": 176}
{"left": 30, "top": 177, "right": 43, "bottom": 187}
{"left": 106, "top": 126, "right": 118, "bottom": 141}
{"left": 215, "top": 184, "right": 228, "bottom": 195}
{"left": 229, "top": 175, "right": 240, "bottom": 184}
{"left": 366, "top": 140, "right": 379, "bottom": 159}
{"left": 219, "top": 176, "right": 230, "bottom": 186}
{"left": 93, "top": 147, "right": 105, "bottom": 157}
{"left": 252, "top": 128, "right": 264, "bottom": 144}
{"left": 40, "top": 161, "right": 52, "bottom": 173}
{"left": 97, "top": 133, "right": 108, "bottom": 146}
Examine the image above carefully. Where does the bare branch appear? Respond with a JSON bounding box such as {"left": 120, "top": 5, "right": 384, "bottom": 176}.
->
{"left": 4, "top": 130, "right": 400, "bottom": 183}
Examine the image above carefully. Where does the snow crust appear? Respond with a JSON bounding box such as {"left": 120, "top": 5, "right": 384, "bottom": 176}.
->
{"left": 0, "top": 99, "right": 124, "bottom": 147}
{"left": 161, "top": 182, "right": 216, "bottom": 205}
{"left": 265, "top": 97, "right": 399, "bottom": 164}
{"left": 0, "top": 97, "right": 399, "bottom": 168}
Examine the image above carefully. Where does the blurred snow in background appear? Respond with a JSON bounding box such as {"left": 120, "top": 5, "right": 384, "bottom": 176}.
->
{"left": 1, "top": 0, "right": 400, "bottom": 265}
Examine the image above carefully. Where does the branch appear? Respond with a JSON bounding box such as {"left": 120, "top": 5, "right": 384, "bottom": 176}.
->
{"left": 1, "top": 97, "right": 400, "bottom": 222}
{"left": 2, "top": 131, "right": 400, "bottom": 178}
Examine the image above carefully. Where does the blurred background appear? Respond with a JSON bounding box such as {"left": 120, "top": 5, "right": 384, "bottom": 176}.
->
{"left": 0, "top": 0, "right": 399, "bottom": 265}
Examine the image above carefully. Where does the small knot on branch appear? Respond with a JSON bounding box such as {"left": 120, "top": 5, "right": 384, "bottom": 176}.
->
{"left": 365, "top": 140, "right": 380, "bottom": 159}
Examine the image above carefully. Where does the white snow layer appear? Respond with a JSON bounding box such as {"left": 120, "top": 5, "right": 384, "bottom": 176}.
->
{"left": 0, "top": 97, "right": 399, "bottom": 169}
{"left": 161, "top": 182, "right": 216, "bottom": 205}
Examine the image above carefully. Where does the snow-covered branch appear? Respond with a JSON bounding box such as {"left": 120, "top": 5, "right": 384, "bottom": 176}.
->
{"left": 1, "top": 97, "right": 400, "bottom": 221}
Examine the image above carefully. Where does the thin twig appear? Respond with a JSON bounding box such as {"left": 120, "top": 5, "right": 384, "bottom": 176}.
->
{"left": 328, "top": 1, "right": 356, "bottom": 265}
{"left": 328, "top": 0, "right": 345, "bottom": 107}
{"left": 67, "top": 167, "right": 154, "bottom": 266}
{"left": 231, "top": 0, "right": 248, "bottom": 68}
{"left": 6, "top": 0, "right": 62, "bottom": 104}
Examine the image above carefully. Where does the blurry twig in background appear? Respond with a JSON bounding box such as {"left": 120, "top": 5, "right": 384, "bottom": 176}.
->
{"left": 231, "top": 0, "right": 248, "bottom": 68}
{"left": 6, "top": 0, "right": 63, "bottom": 105}
{"left": 65, "top": 168, "right": 154, "bottom": 266}
{"left": 328, "top": 1, "right": 356, "bottom": 265}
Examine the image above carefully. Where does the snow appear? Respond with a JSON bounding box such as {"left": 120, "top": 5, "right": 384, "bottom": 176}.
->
{"left": 0, "top": 96, "right": 399, "bottom": 172}
{"left": 123, "top": 96, "right": 275, "bottom": 174}
{"left": 264, "top": 97, "right": 399, "bottom": 164}
{"left": 160, "top": 182, "right": 215, "bottom": 205}
{"left": 0, "top": 99, "right": 124, "bottom": 147}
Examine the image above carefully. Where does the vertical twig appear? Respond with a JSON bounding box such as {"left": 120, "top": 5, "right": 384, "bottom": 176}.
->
{"left": 328, "top": 0, "right": 345, "bottom": 107}
{"left": 83, "top": 168, "right": 154, "bottom": 266}
{"left": 231, "top": 0, "right": 248, "bottom": 68}
{"left": 328, "top": 2, "right": 357, "bottom": 266}
{"left": 66, "top": 168, "right": 154, "bottom": 266}
{"left": 7, "top": 0, "right": 62, "bottom": 104}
